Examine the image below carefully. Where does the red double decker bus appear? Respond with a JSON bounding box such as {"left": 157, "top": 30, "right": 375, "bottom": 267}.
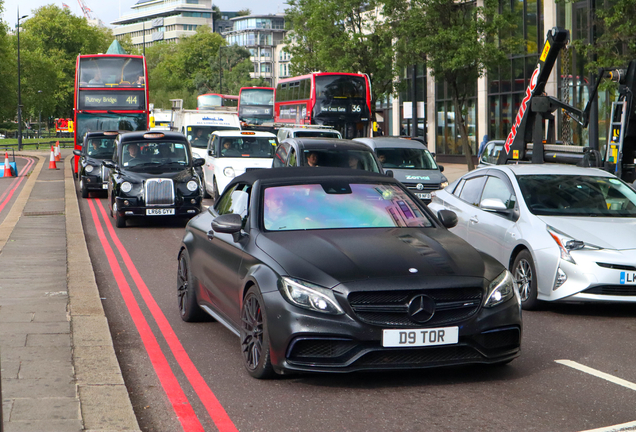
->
{"left": 197, "top": 93, "right": 238, "bottom": 110}
{"left": 274, "top": 72, "right": 371, "bottom": 139}
{"left": 73, "top": 54, "right": 149, "bottom": 174}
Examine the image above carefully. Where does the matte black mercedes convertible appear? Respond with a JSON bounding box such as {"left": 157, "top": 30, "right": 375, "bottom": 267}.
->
{"left": 177, "top": 167, "right": 522, "bottom": 378}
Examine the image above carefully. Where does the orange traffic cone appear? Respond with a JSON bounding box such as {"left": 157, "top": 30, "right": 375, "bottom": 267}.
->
{"left": 54, "top": 141, "right": 61, "bottom": 162}
{"left": 3, "top": 152, "right": 13, "bottom": 177}
{"left": 49, "top": 146, "right": 57, "bottom": 169}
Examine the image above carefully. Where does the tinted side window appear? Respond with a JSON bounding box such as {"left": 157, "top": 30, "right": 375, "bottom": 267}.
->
{"left": 458, "top": 176, "right": 487, "bottom": 206}
{"left": 273, "top": 145, "right": 288, "bottom": 168}
{"left": 481, "top": 176, "right": 516, "bottom": 209}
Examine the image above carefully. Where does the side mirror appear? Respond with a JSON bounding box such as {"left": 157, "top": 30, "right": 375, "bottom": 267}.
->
{"left": 102, "top": 160, "right": 117, "bottom": 170}
{"left": 193, "top": 158, "right": 205, "bottom": 167}
{"left": 208, "top": 149, "right": 215, "bottom": 157}
{"left": 480, "top": 198, "right": 508, "bottom": 212}
{"left": 385, "top": 170, "right": 394, "bottom": 178}
{"left": 431, "top": 152, "right": 436, "bottom": 158}
{"left": 212, "top": 213, "right": 243, "bottom": 235}
{"left": 437, "top": 210, "right": 458, "bottom": 229}
{"left": 73, "top": 150, "right": 82, "bottom": 156}
{"left": 438, "top": 165, "right": 444, "bottom": 172}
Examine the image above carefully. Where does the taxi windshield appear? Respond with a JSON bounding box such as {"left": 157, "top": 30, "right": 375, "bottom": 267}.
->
{"left": 219, "top": 136, "right": 276, "bottom": 158}
{"left": 122, "top": 142, "right": 190, "bottom": 168}
{"left": 86, "top": 138, "right": 116, "bottom": 158}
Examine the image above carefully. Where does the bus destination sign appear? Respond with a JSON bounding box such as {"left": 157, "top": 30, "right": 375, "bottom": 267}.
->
{"left": 79, "top": 91, "right": 146, "bottom": 110}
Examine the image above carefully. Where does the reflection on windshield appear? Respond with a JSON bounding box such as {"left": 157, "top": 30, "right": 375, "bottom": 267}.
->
{"left": 264, "top": 183, "right": 432, "bottom": 231}
{"left": 302, "top": 149, "right": 380, "bottom": 172}
{"left": 122, "top": 142, "right": 190, "bottom": 168}
{"left": 86, "top": 138, "right": 116, "bottom": 158}
{"left": 518, "top": 175, "right": 636, "bottom": 217}
{"left": 220, "top": 137, "right": 276, "bottom": 158}
{"left": 79, "top": 57, "right": 145, "bottom": 88}
{"left": 315, "top": 75, "right": 366, "bottom": 99}
{"left": 198, "top": 95, "right": 222, "bottom": 108}
{"left": 376, "top": 148, "right": 437, "bottom": 170}
{"left": 187, "top": 126, "right": 240, "bottom": 148}
{"left": 240, "top": 89, "right": 274, "bottom": 106}
{"left": 77, "top": 113, "right": 147, "bottom": 144}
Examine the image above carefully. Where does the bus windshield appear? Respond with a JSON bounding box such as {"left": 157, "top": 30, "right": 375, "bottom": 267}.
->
{"left": 240, "top": 89, "right": 274, "bottom": 106}
{"left": 198, "top": 94, "right": 222, "bottom": 108}
{"left": 76, "top": 113, "right": 147, "bottom": 143}
{"left": 315, "top": 75, "right": 366, "bottom": 99}
{"left": 79, "top": 57, "right": 145, "bottom": 88}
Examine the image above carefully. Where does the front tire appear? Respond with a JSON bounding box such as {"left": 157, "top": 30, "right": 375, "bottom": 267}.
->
{"left": 113, "top": 202, "right": 126, "bottom": 228}
{"left": 202, "top": 172, "right": 211, "bottom": 199}
{"left": 177, "top": 251, "right": 206, "bottom": 322}
{"left": 512, "top": 250, "right": 539, "bottom": 310}
{"left": 240, "top": 286, "right": 275, "bottom": 379}
{"left": 80, "top": 179, "right": 89, "bottom": 199}
{"left": 212, "top": 178, "right": 219, "bottom": 202}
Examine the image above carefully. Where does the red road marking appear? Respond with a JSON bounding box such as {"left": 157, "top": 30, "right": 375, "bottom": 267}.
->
{"left": 86, "top": 199, "right": 205, "bottom": 432}
{"left": 0, "top": 157, "right": 35, "bottom": 214}
{"left": 94, "top": 199, "right": 239, "bottom": 432}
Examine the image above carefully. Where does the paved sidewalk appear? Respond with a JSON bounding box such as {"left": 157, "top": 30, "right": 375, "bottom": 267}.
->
{"left": 440, "top": 163, "right": 470, "bottom": 183}
{"left": 1, "top": 151, "right": 139, "bottom": 432}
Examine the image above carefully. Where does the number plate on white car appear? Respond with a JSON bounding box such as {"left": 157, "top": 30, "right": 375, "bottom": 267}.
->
{"left": 382, "top": 327, "right": 458, "bottom": 348}
{"left": 146, "top": 208, "right": 175, "bottom": 216}
{"left": 416, "top": 192, "right": 431, "bottom": 200}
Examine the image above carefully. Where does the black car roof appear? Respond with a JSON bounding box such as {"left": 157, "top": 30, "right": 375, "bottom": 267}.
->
{"left": 290, "top": 138, "right": 372, "bottom": 151}
{"left": 118, "top": 130, "right": 187, "bottom": 143}
{"left": 226, "top": 167, "right": 396, "bottom": 189}
{"left": 83, "top": 131, "right": 120, "bottom": 140}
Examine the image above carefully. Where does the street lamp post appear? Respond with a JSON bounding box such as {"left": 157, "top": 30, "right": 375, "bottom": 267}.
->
{"left": 219, "top": 46, "right": 223, "bottom": 94}
{"left": 17, "top": 9, "right": 28, "bottom": 151}
{"left": 37, "top": 90, "right": 43, "bottom": 146}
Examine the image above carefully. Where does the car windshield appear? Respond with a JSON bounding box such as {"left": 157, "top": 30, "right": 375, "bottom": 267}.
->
{"left": 376, "top": 148, "right": 437, "bottom": 170}
{"left": 86, "top": 138, "right": 116, "bottom": 158}
{"left": 122, "top": 141, "right": 190, "bottom": 168}
{"left": 263, "top": 183, "right": 433, "bottom": 231}
{"left": 517, "top": 175, "right": 636, "bottom": 217}
{"left": 219, "top": 137, "right": 276, "bottom": 158}
{"left": 302, "top": 149, "right": 380, "bottom": 172}
{"left": 294, "top": 131, "right": 341, "bottom": 138}
{"left": 188, "top": 126, "right": 239, "bottom": 149}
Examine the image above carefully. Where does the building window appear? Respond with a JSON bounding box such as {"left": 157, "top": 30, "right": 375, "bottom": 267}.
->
{"left": 436, "top": 79, "right": 477, "bottom": 156}
{"left": 400, "top": 65, "right": 427, "bottom": 138}
{"left": 261, "top": 63, "right": 271, "bottom": 73}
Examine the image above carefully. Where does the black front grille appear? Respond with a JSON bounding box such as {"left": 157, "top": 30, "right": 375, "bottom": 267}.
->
{"left": 288, "top": 339, "right": 356, "bottom": 359}
{"left": 596, "top": 262, "right": 636, "bottom": 271}
{"left": 348, "top": 288, "right": 482, "bottom": 327}
{"left": 245, "top": 167, "right": 264, "bottom": 172}
{"left": 583, "top": 285, "right": 636, "bottom": 296}
{"left": 402, "top": 183, "right": 439, "bottom": 192}
{"left": 357, "top": 346, "right": 482, "bottom": 366}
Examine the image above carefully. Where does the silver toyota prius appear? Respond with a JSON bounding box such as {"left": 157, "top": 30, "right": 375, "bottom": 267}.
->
{"left": 428, "top": 164, "right": 636, "bottom": 309}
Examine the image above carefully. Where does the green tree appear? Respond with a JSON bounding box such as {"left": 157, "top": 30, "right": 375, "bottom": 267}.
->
{"left": 0, "top": 0, "right": 17, "bottom": 122}
{"left": 236, "top": 9, "right": 252, "bottom": 17}
{"left": 198, "top": 44, "right": 269, "bottom": 95}
{"left": 384, "top": 0, "right": 519, "bottom": 169}
{"left": 285, "top": 0, "right": 395, "bottom": 117}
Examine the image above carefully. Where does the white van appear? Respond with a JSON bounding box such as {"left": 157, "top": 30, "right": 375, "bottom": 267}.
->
{"left": 172, "top": 109, "right": 241, "bottom": 160}
{"left": 203, "top": 130, "right": 277, "bottom": 198}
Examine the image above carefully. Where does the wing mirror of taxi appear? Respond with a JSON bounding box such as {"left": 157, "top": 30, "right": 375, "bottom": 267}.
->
{"left": 73, "top": 150, "right": 82, "bottom": 156}
{"left": 193, "top": 158, "right": 205, "bottom": 167}
{"left": 437, "top": 210, "right": 458, "bottom": 229}
{"left": 102, "top": 160, "right": 117, "bottom": 170}
{"left": 385, "top": 170, "right": 394, "bottom": 178}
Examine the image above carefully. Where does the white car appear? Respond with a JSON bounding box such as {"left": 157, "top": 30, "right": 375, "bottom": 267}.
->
{"left": 277, "top": 127, "right": 342, "bottom": 142}
{"left": 428, "top": 164, "right": 636, "bottom": 309}
{"left": 203, "top": 130, "right": 276, "bottom": 198}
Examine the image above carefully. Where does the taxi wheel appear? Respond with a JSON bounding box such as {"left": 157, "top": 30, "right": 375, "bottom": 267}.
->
{"left": 240, "top": 286, "right": 275, "bottom": 379}
{"left": 113, "top": 202, "right": 126, "bottom": 228}
{"left": 177, "top": 251, "right": 206, "bottom": 322}
{"left": 212, "top": 178, "right": 219, "bottom": 201}
{"left": 80, "top": 180, "right": 89, "bottom": 199}
{"left": 512, "top": 250, "right": 539, "bottom": 310}
{"left": 202, "top": 173, "right": 211, "bottom": 199}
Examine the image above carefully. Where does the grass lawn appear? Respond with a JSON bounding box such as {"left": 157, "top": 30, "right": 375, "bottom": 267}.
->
{"left": 0, "top": 138, "right": 74, "bottom": 150}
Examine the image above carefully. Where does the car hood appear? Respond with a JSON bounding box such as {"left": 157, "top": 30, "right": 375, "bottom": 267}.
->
{"left": 391, "top": 169, "right": 444, "bottom": 186}
{"left": 255, "top": 228, "right": 489, "bottom": 288}
{"left": 121, "top": 168, "right": 196, "bottom": 183}
{"left": 538, "top": 216, "right": 636, "bottom": 250}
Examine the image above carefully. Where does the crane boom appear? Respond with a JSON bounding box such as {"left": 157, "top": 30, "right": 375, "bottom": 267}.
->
{"left": 77, "top": 0, "right": 94, "bottom": 20}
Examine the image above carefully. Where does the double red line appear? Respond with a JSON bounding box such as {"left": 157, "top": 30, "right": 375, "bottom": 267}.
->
{"left": 86, "top": 198, "right": 238, "bottom": 432}
{"left": 0, "top": 157, "right": 36, "bottom": 215}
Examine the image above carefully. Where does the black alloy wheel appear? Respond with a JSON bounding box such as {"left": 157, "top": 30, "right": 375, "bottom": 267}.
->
{"left": 240, "top": 286, "right": 275, "bottom": 379}
{"left": 177, "top": 251, "right": 205, "bottom": 322}
{"left": 513, "top": 249, "right": 539, "bottom": 310}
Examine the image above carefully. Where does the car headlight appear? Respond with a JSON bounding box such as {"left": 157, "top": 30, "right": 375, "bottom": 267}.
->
{"left": 85, "top": 164, "right": 94, "bottom": 173}
{"left": 484, "top": 270, "right": 516, "bottom": 308}
{"left": 120, "top": 181, "right": 133, "bottom": 193}
{"left": 186, "top": 180, "right": 198, "bottom": 192}
{"left": 440, "top": 181, "right": 449, "bottom": 189}
{"left": 223, "top": 167, "right": 235, "bottom": 178}
{"left": 546, "top": 225, "right": 602, "bottom": 265}
{"left": 279, "top": 277, "right": 344, "bottom": 315}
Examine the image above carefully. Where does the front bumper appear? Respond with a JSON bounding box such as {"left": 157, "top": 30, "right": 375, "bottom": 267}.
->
{"left": 262, "top": 289, "right": 521, "bottom": 374}
{"left": 114, "top": 196, "right": 202, "bottom": 218}
{"left": 81, "top": 175, "right": 108, "bottom": 191}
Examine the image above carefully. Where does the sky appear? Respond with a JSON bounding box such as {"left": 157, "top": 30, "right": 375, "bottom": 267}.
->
{"left": 2, "top": 0, "right": 288, "bottom": 27}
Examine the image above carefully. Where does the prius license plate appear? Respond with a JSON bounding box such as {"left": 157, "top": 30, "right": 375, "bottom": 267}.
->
{"left": 416, "top": 192, "right": 431, "bottom": 200}
{"left": 146, "top": 208, "right": 175, "bottom": 216}
{"left": 382, "top": 327, "right": 458, "bottom": 347}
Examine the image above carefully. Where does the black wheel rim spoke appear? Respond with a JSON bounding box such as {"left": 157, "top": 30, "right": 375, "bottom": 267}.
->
{"left": 241, "top": 295, "right": 263, "bottom": 370}
{"left": 177, "top": 257, "right": 188, "bottom": 315}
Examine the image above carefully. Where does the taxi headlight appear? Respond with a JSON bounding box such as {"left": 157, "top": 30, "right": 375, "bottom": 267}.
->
{"left": 85, "top": 165, "right": 94, "bottom": 173}
{"left": 223, "top": 167, "right": 235, "bottom": 178}
{"left": 186, "top": 180, "right": 198, "bottom": 192}
{"left": 279, "top": 277, "right": 344, "bottom": 315}
{"left": 485, "top": 270, "right": 516, "bottom": 308}
{"left": 120, "top": 181, "right": 133, "bottom": 193}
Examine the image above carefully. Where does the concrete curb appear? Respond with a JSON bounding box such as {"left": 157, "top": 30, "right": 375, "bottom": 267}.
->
{"left": 63, "top": 154, "right": 141, "bottom": 432}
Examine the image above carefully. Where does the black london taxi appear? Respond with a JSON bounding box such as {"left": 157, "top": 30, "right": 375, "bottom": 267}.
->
{"left": 103, "top": 131, "right": 205, "bottom": 228}
{"left": 73, "top": 131, "right": 119, "bottom": 198}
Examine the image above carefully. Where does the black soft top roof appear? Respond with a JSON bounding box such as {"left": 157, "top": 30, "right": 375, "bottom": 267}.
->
{"left": 226, "top": 167, "right": 396, "bottom": 189}
{"left": 118, "top": 130, "right": 187, "bottom": 143}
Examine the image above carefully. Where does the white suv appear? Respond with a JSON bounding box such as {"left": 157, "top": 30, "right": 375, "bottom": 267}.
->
{"left": 203, "top": 130, "right": 277, "bottom": 198}
{"left": 277, "top": 127, "right": 342, "bottom": 142}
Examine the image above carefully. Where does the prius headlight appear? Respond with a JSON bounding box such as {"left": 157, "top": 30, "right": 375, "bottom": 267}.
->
{"left": 485, "top": 270, "right": 516, "bottom": 308}
{"left": 120, "top": 181, "right": 133, "bottom": 193}
{"left": 547, "top": 225, "right": 602, "bottom": 265}
{"left": 279, "top": 277, "right": 344, "bottom": 315}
